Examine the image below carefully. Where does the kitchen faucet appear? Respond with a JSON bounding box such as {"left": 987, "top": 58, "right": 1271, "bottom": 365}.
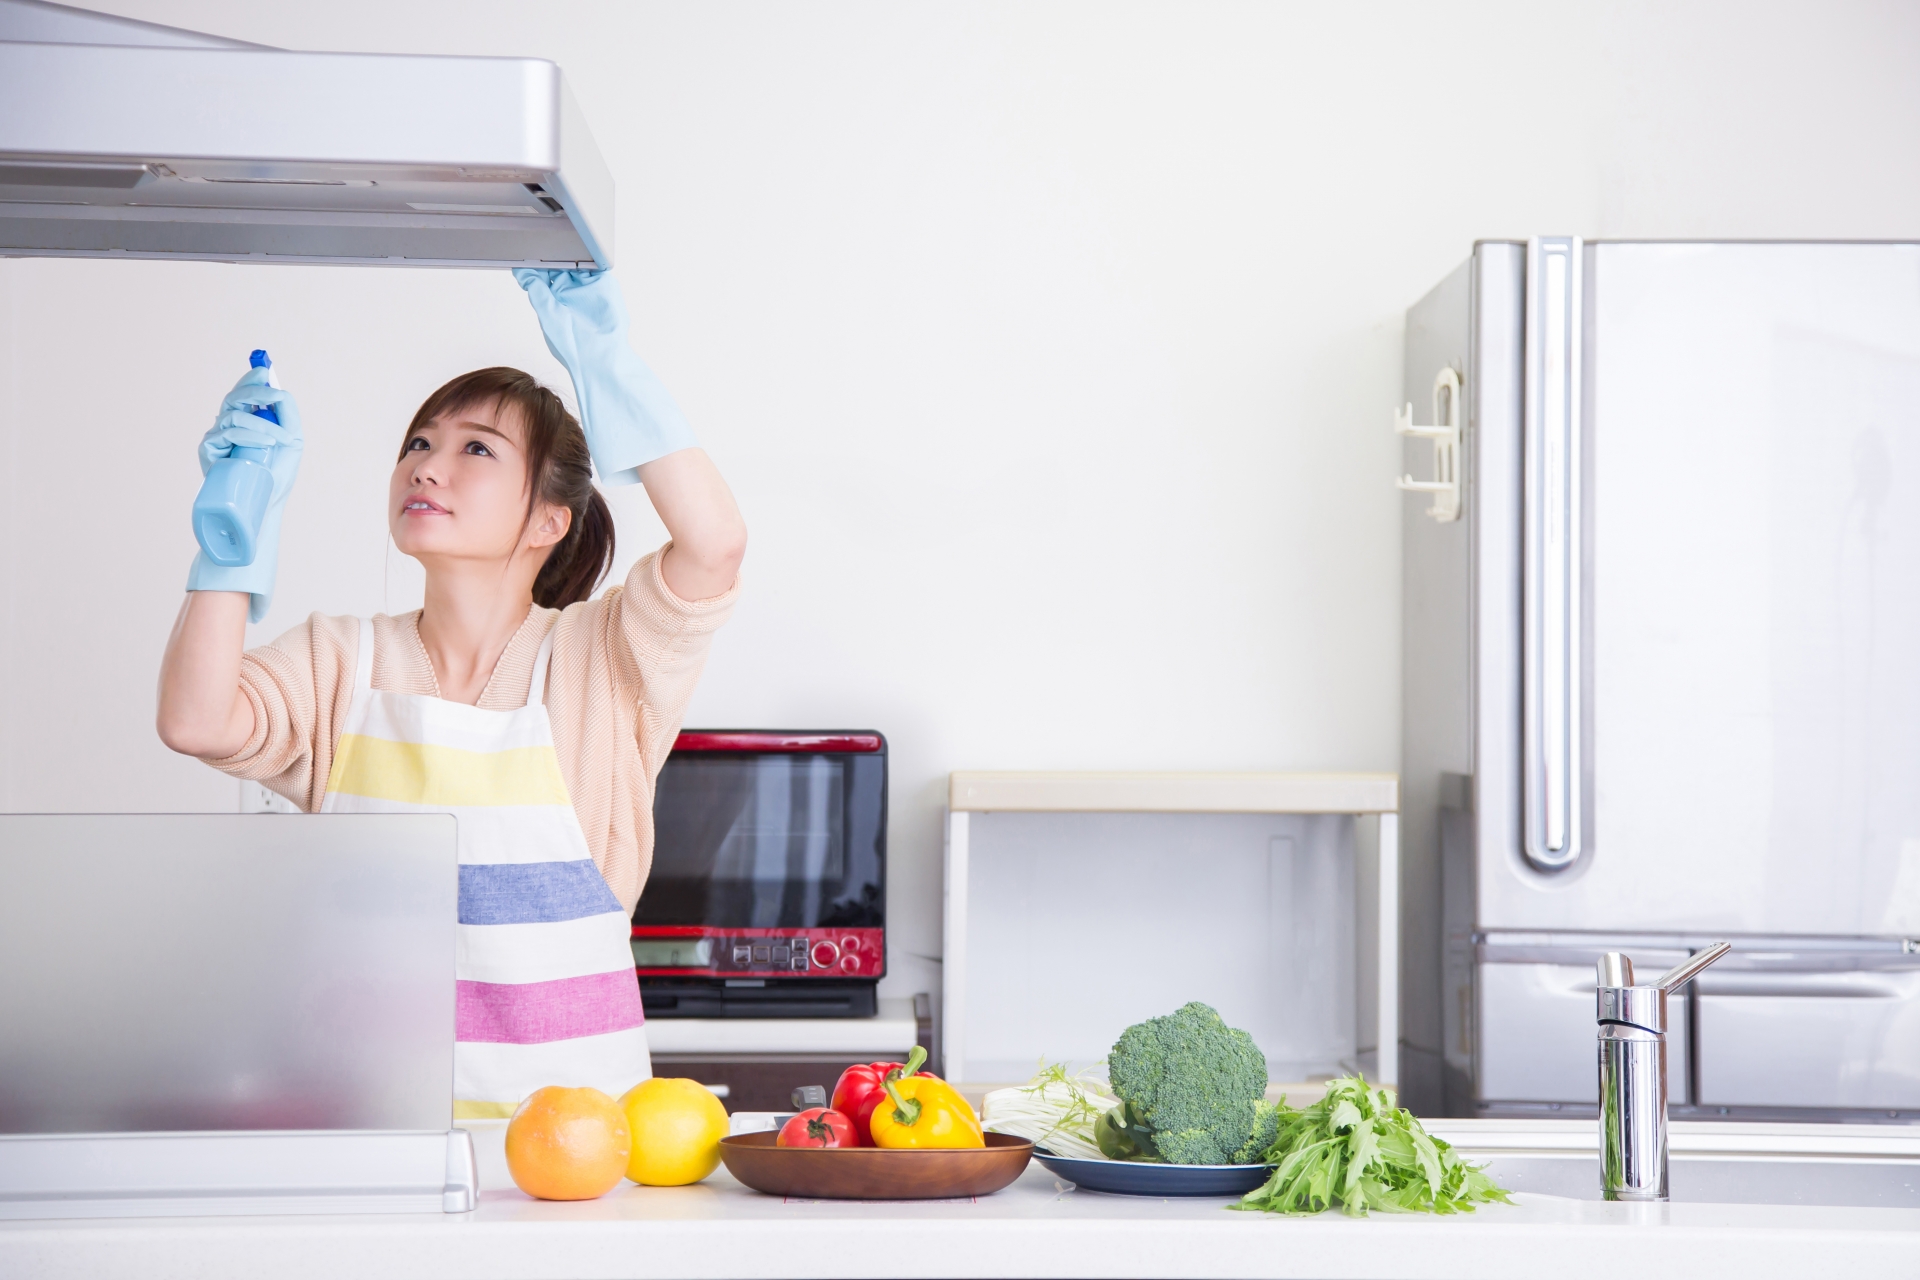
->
{"left": 1595, "top": 941, "right": 1731, "bottom": 1201}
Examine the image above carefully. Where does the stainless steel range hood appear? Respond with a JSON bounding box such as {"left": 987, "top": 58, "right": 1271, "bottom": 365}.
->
{"left": 0, "top": 0, "right": 612, "bottom": 269}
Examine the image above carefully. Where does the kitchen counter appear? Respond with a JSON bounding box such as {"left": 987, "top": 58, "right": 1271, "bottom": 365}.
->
{"left": 4, "top": 1123, "right": 1918, "bottom": 1280}
{"left": 647, "top": 997, "right": 921, "bottom": 1057}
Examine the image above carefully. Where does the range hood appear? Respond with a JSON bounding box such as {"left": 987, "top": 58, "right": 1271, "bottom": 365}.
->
{"left": 0, "top": 0, "right": 612, "bottom": 268}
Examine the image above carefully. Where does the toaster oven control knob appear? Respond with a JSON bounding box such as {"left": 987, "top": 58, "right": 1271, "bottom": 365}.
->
{"left": 810, "top": 940, "right": 840, "bottom": 967}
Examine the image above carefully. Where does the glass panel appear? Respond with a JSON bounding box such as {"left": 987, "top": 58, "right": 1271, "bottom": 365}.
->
{"left": 641, "top": 753, "right": 883, "bottom": 929}
{"left": 0, "top": 814, "right": 457, "bottom": 1134}
{"left": 630, "top": 937, "right": 715, "bottom": 967}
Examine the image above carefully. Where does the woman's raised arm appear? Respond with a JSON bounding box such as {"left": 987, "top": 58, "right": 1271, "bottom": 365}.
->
{"left": 157, "top": 591, "right": 256, "bottom": 758}
{"left": 637, "top": 448, "right": 747, "bottom": 603}
{"left": 159, "top": 360, "right": 304, "bottom": 759}
{"left": 512, "top": 268, "right": 745, "bottom": 603}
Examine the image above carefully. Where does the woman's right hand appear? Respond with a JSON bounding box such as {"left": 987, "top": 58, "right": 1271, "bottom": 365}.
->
{"left": 186, "top": 366, "right": 305, "bottom": 624}
{"left": 198, "top": 366, "right": 305, "bottom": 497}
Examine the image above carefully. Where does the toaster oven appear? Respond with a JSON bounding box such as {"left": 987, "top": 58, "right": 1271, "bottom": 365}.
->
{"left": 632, "top": 731, "right": 886, "bottom": 1018}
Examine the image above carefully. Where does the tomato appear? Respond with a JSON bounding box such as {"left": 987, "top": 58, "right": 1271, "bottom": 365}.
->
{"left": 776, "top": 1107, "right": 858, "bottom": 1149}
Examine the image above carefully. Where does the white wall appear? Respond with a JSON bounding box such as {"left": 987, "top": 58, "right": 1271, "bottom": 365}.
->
{"left": 4, "top": 1, "right": 1919, "bottom": 1007}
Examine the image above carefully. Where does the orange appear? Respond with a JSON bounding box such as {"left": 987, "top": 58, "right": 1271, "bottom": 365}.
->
{"left": 619, "top": 1077, "right": 730, "bottom": 1186}
{"left": 504, "top": 1085, "right": 632, "bottom": 1200}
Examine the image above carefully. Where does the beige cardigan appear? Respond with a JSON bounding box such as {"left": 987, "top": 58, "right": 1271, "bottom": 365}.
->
{"left": 203, "top": 546, "right": 739, "bottom": 914}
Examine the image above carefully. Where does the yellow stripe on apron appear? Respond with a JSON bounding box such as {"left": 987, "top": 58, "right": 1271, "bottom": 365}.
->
{"left": 322, "top": 617, "right": 649, "bottom": 1120}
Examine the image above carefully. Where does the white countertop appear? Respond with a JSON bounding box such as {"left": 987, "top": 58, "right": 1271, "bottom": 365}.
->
{"left": 947, "top": 770, "right": 1399, "bottom": 814}
{"left": 5, "top": 1123, "right": 1918, "bottom": 1280}
{"left": 646, "top": 998, "right": 920, "bottom": 1056}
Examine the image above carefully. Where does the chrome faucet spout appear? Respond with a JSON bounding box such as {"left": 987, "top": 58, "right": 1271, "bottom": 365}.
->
{"left": 1653, "top": 940, "right": 1731, "bottom": 992}
{"left": 1597, "top": 942, "right": 1730, "bottom": 1202}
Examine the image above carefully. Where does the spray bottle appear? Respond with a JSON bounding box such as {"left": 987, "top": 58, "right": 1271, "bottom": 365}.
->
{"left": 192, "top": 349, "right": 280, "bottom": 567}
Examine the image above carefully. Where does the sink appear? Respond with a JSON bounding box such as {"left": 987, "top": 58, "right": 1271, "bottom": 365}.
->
{"left": 1471, "top": 1152, "right": 1920, "bottom": 1207}
{"left": 1423, "top": 1119, "right": 1920, "bottom": 1208}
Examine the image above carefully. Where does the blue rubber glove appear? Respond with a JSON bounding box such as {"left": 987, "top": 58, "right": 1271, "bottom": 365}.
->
{"left": 513, "top": 268, "right": 697, "bottom": 485}
{"left": 185, "top": 366, "right": 304, "bottom": 623}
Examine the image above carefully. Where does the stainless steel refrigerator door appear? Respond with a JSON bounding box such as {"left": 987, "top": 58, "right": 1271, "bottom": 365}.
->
{"left": 1479, "top": 242, "right": 1920, "bottom": 937}
{"left": 1402, "top": 241, "right": 1527, "bottom": 1114}
{"left": 1399, "top": 253, "right": 1477, "bottom": 1113}
{"left": 1477, "top": 947, "right": 1691, "bottom": 1111}
{"left": 1695, "top": 955, "right": 1920, "bottom": 1111}
{"left": 0, "top": 814, "right": 458, "bottom": 1134}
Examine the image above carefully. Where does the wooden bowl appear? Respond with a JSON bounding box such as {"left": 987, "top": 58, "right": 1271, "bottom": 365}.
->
{"left": 718, "top": 1131, "right": 1033, "bottom": 1200}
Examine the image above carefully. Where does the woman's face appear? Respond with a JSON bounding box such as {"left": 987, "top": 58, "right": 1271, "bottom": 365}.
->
{"left": 388, "top": 397, "right": 567, "bottom": 565}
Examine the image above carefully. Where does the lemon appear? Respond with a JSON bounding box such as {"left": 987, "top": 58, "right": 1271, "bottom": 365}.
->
{"left": 619, "top": 1077, "right": 730, "bottom": 1186}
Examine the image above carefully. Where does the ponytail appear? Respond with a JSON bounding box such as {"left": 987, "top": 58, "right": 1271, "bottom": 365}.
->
{"left": 533, "top": 488, "right": 615, "bottom": 610}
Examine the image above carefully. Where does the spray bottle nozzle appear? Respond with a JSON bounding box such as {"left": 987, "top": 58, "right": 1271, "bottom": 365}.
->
{"left": 243, "top": 349, "right": 280, "bottom": 424}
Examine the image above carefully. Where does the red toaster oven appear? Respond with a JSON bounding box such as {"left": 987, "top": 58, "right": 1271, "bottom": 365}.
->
{"left": 631, "top": 731, "right": 886, "bottom": 1018}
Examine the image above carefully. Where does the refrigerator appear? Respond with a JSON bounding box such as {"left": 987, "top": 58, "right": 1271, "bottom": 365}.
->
{"left": 1399, "top": 239, "right": 1920, "bottom": 1122}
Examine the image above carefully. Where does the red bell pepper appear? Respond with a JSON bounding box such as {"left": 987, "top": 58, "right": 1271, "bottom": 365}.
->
{"left": 776, "top": 1107, "right": 858, "bottom": 1149}
{"left": 831, "top": 1052, "right": 936, "bottom": 1146}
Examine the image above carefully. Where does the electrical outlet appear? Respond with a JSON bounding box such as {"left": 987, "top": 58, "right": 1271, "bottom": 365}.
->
{"left": 238, "top": 780, "right": 300, "bottom": 814}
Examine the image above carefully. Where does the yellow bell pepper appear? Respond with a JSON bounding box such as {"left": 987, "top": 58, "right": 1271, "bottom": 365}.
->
{"left": 867, "top": 1046, "right": 984, "bottom": 1149}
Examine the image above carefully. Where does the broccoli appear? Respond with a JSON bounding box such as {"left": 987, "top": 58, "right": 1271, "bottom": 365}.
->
{"left": 1231, "top": 1100, "right": 1282, "bottom": 1164}
{"left": 1104, "top": 1001, "right": 1270, "bottom": 1165}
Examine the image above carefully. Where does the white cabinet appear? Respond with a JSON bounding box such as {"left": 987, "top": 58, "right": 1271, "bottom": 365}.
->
{"left": 941, "top": 772, "right": 1398, "bottom": 1088}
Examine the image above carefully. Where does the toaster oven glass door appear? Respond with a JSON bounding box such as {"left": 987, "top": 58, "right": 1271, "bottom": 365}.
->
{"left": 638, "top": 752, "right": 884, "bottom": 930}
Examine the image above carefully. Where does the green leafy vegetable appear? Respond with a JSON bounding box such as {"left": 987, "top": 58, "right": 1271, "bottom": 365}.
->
{"left": 1234, "top": 1076, "right": 1511, "bottom": 1216}
{"left": 981, "top": 1063, "right": 1117, "bottom": 1160}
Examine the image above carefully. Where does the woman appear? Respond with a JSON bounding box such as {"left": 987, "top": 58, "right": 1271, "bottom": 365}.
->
{"left": 156, "top": 270, "right": 746, "bottom": 1119}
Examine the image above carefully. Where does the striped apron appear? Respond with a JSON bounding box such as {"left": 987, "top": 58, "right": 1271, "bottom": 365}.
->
{"left": 321, "top": 617, "right": 650, "bottom": 1120}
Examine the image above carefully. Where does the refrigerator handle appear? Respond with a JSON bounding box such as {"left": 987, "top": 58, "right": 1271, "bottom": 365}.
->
{"left": 1522, "top": 236, "right": 1584, "bottom": 871}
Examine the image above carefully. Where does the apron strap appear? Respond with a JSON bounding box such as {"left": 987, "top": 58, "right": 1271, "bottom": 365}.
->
{"left": 353, "top": 617, "right": 376, "bottom": 695}
{"left": 526, "top": 623, "right": 556, "bottom": 709}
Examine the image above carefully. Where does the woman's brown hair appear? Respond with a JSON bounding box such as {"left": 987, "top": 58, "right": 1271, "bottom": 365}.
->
{"left": 400, "top": 367, "right": 614, "bottom": 609}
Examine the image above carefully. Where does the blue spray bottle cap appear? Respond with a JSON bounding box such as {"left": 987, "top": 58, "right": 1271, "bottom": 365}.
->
{"left": 244, "top": 349, "right": 279, "bottom": 427}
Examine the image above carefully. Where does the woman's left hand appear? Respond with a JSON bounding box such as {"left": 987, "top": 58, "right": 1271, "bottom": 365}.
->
{"left": 514, "top": 268, "right": 698, "bottom": 486}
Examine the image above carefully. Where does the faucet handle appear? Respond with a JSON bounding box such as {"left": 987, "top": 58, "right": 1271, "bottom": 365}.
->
{"left": 1653, "top": 940, "right": 1731, "bottom": 992}
{"left": 1597, "top": 952, "right": 1634, "bottom": 987}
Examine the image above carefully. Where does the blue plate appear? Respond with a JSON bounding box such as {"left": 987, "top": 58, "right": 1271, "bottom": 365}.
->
{"left": 1032, "top": 1149, "right": 1274, "bottom": 1197}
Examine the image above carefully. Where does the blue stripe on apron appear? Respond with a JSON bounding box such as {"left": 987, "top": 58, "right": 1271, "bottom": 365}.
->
{"left": 459, "top": 860, "right": 626, "bottom": 926}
